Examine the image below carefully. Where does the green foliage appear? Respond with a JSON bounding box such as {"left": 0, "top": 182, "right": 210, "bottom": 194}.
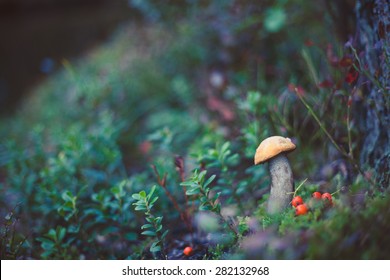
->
{"left": 195, "top": 142, "right": 239, "bottom": 172}
{"left": 57, "top": 190, "right": 79, "bottom": 222}
{"left": 37, "top": 226, "right": 73, "bottom": 259}
{"left": 264, "top": 7, "right": 287, "bottom": 33}
{"left": 182, "top": 170, "right": 219, "bottom": 212}
{"left": 182, "top": 170, "right": 238, "bottom": 240}
{"left": 0, "top": 207, "right": 28, "bottom": 260}
{"left": 132, "top": 186, "right": 168, "bottom": 258}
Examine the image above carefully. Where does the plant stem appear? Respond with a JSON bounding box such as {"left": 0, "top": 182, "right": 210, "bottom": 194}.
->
{"left": 211, "top": 197, "right": 238, "bottom": 237}
{"left": 200, "top": 185, "right": 238, "bottom": 237}
{"left": 151, "top": 165, "right": 192, "bottom": 231}
{"left": 294, "top": 88, "right": 378, "bottom": 188}
{"left": 331, "top": 189, "right": 341, "bottom": 196}
{"left": 175, "top": 156, "right": 189, "bottom": 208}
{"left": 145, "top": 206, "right": 167, "bottom": 260}
{"left": 151, "top": 217, "right": 167, "bottom": 260}
{"left": 347, "top": 99, "right": 353, "bottom": 159}
{"left": 292, "top": 178, "right": 308, "bottom": 197}
{"left": 295, "top": 88, "right": 348, "bottom": 157}
{"left": 349, "top": 46, "right": 386, "bottom": 92}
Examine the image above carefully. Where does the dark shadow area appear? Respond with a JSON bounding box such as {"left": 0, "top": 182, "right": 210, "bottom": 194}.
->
{"left": 0, "top": 0, "right": 137, "bottom": 115}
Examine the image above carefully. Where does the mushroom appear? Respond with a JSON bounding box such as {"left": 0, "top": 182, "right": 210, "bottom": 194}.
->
{"left": 254, "top": 136, "right": 296, "bottom": 214}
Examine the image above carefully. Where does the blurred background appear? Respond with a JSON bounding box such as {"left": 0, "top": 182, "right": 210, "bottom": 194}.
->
{"left": 0, "top": 0, "right": 356, "bottom": 114}
{"left": 0, "top": 0, "right": 134, "bottom": 113}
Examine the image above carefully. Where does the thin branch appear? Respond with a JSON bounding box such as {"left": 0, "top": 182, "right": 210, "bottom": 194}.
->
{"left": 294, "top": 88, "right": 348, "bottom": 157}
{"left": 347, "top": 97, "right": 353, "bottom": 159}
{"left": 294, "top": 88, "right": 378, "bottom": 188}
{"left": 151, "top": 165, "right": 192, "bottom": 231}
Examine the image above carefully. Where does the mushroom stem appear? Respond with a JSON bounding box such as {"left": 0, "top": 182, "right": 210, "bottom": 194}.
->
{"left": 267, "top": 153, "right": 294, "bottom": 214}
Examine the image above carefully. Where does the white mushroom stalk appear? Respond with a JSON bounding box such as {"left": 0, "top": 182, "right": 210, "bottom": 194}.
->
{"left": 267, "top": 153, "right": 294, "bottom": 213}
{"left": 254, "top": 136, "right": 296, "bottom": 214}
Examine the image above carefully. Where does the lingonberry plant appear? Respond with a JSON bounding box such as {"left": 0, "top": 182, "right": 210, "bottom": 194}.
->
{"left": 132, "top": 186, "right": 169, "bottom": 259}
{"left": 181, "top": 170, "right": 238, "bottom": 239}
{"left": 0, "top": 207, "right": 28, "bottom": 260}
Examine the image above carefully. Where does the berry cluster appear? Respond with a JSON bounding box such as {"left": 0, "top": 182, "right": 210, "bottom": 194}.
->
{"left": 291, "top": 191, "right": 334, "bottom": 216}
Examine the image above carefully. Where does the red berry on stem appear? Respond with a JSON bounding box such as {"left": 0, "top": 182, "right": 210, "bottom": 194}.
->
{"left": 312, "top": 192, "right": 322, "bottom": 199}
{"left": 291, "top": 196, "right": 304, "bottom": 208}
{"left": 345, "top": 67, "right": 359, "bottom": 84}
{"left": 295, "top": 204, "right": 308, "bottom": 216}
{"left": 321, "top": 192, "right": 332, "bottom": 202}
{"left": 183, "top": 246, "right": 193, "bottom": 256}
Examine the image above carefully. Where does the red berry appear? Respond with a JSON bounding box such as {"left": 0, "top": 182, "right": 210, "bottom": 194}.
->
{"left": 318, "top": 79, "right": 333, "bottom": 89}
{"left": 183, "top": 246, "right": 193, "bottom": 256}
{"left": 345, "top": 67, "right": 359, "bottom": 84}
{"left": 295, "top": 204, "right": 308, "bottom": 216}
{"left": 312, "top": 192, "right": 322, "bottom": 199}
{"left": 291, "top": 196, "right": 304, "bottom": 208}
{"left": 321, "top": 192, "right": 333, "bottom": 202}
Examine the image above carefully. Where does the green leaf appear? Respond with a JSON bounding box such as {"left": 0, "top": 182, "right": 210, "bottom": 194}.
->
{"left": 204, "top": 174, "right": 216, "bottom": 188}
{"left": 150, "top": 196, "right": 159, "bottom": 205}
{"left": 221, "top": 142, "right": 230, "bottom": 153}
{"left": 199, "top": 204, "right": 212, "bottom": 211}
{"left": 161, "top": 230, "right": 169, "bottom": 239}
{"left": 198, "top": 170, "right": 207, "bottom": 183}
{"left": 139, "top": 191, "right": 147, "bottom": 198}
{"left": 213, "top": 192, "right": 221, "bottom": 201}
{"left": 102, "top": 226, "right": 119, "bottom": 235}
{"left": 180, "top": 181, "right": 198, "bottom": 187}
{"left": 124, "top": 233, "right": 138, "bottom": 241}
{"left": 141, "top": 230, "right": 157, "bottom": 237}
{"left": 68, "top": 224, "right": 80, "bottom": 234}
{"left": 141, "top": 224, "right": 154, "bottom": 230}
{"left": 111, "top": 186, "right": 119, "bottom": 195}
{"left": 212, "top": 204, "right": 221, "bottom": 213}
{"left": 64, "top": 201, "right": 73, "bottom": 210}
{"left": 264, "top": 7, "right": 286, "bottom": 33}
{"left": 57, "top": 227, "right": 66, "bottom": 242}
{"left": 61, "top": 191, "right": 74, "bottom": 202}
{"left": 134, "top": 205, "right": 147, "bottom": 211}
{"left": 132, "top": 193, "right": 141, "bottom": 200}
{"left": 36, "top": 237, "right": 54, "bottom": 245}
{"left": 150, "top": 244, "right": 161, "bottom": 253}
{"left": 227, "top": 154, "right": 239, "bottom": 166}
{"left": 208, "top": 162, "right": 220, "bottom": 168}
{"left": 41, "top": 241, "right": 55, "bottom": 251}
{"left": 186, "top": 187, "right": 200, "bottom": 196}
{"left": 145, "top": 217, "right": 154, "bottom": 224}
{"left": 64, "top": 211, "right": 75, "bottom": 222}
{"left": 147, "top": 185, "right": 157, "bottom": 200}
{"left": 47, "top": 229, "right": 57, "bottom": 241}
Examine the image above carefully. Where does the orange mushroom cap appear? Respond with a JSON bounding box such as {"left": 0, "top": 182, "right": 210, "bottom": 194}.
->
{"left": 254, "top": 136, "right": 296, "bottom": 165}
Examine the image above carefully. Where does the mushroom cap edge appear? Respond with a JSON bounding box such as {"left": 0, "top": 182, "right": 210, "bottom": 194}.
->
{"left": 254, "top": 136, "right": 296, "bottom": 165}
